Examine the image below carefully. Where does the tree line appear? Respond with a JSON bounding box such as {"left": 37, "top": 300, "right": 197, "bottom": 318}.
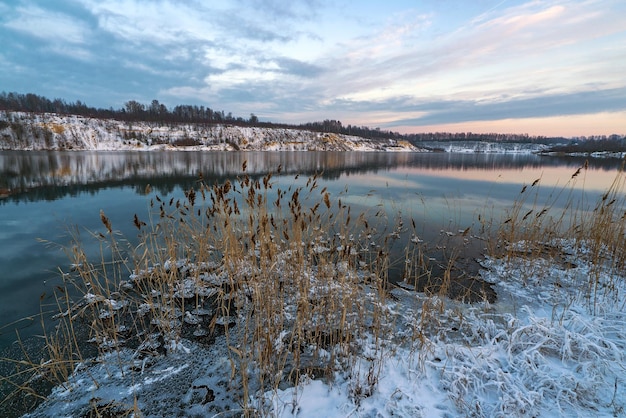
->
{"left": 1, "top": 91, "right": 622, "bottom": 145}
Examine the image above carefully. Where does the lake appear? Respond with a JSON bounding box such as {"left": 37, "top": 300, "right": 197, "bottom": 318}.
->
{"left": 0, "top": 150, "right": 622, "bottom": 351}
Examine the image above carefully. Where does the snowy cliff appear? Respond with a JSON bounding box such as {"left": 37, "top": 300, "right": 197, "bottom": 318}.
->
{"left": 420, "top": 140, "right": 550, "bottom": 154}
{"left": 0, "top": 111, "right": 420, "bottom": 152}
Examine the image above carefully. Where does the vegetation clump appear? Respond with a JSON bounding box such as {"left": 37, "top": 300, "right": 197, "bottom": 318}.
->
{"left": 2, "top": 162, "right": 626, "bottom": 417}
{"left": 3, "top": 165, "right": 421, "bottom": 415}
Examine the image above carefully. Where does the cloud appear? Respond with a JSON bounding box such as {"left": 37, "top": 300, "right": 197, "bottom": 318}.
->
{"left": 78, "top": 0, "right": 298, "bottom": 46}
{"left": 213, "top": 11, "right": 293, "bottom": 43}
{"left": 371, "top": 87, "right": 626, "bottom": 127}
{"left": 0, "top": 52, "right": 26, "bottom": 73}
{"left": 3, "top": 4, "right": 91, "bottom": 44}
{"left": 234, "top": 0, "right": 322, "bottom": 20}
{"left": 398, "top": 111, "right": 626, "bottom": 137}
{"left": 268, "top": 57, "right": 325, "bottom": 78}
{"left": 2, "top": 3, "right": 94, "bottom": 60}
{"left": 71, "top": 0, "right": 316, "bottom": 100}
{"left": 320, "top": 0, "right": 626, "bottom": 105}
{"left": 77, "top": 0, "right": 213, "bottom": 45}
{"left": 240, "top": 0, "right": 618, "bottom": 134}
{"left": 1, "top": 0, "right": 624, "bottom": 136}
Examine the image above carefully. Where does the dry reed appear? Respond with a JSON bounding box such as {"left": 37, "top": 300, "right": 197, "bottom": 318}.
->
{"left": 3, "top": 161, "right": 625, "bottom": 416}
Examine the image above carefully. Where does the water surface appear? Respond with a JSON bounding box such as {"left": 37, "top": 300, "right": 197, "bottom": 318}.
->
{"left": 0, "top": 150, "right": 621, "bottom": 350}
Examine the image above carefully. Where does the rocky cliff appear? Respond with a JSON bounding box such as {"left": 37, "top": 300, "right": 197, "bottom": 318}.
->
{"left": 0, "top": 111, "right": 420, "bottom": 152}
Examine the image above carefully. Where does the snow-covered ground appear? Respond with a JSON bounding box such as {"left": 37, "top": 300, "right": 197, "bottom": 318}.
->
{"left": 540, "top": 150, "right": 626, "bottom": 159}
{"left": 420, "top": 141, "right": 550, "bottom": 154}
{"left": 24, "top": 239, "right": 625, "bottom": 417}
{"left": 0, "top": 111, "right": 420, "bottom": 152}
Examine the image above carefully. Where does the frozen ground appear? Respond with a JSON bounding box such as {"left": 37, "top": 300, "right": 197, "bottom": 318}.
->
{"left": 0, "top": 111, "right": 420, "bottom": 152}
{"left": 23, "top": 240, "right": 626, "bottom": 417}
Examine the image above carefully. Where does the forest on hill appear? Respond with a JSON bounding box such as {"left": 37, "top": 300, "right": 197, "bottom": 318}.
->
{"left": 0, "top": 91, "right": 593, "bottom": 146}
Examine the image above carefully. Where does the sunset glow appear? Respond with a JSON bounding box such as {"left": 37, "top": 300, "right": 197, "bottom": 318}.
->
{"left": 1, "top": 0, "right": 625, "bottom": 137}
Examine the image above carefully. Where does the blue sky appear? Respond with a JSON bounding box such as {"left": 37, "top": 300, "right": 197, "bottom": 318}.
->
{"left": 1, "top": 0, "right": 625, "bottom": 136}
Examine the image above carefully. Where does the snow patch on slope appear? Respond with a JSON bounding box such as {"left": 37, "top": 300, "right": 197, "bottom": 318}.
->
{"left": 0, "top": 111, "right": 421, "bottom": 152}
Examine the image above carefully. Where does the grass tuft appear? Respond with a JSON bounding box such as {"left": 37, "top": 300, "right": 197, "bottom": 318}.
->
{"left": 2, "top": 162, "right": 625, "bottom": 416}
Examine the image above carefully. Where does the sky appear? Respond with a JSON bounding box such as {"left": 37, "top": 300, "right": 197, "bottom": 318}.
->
{"left": 0, "top": 0, "right": 625, "bottom": 137}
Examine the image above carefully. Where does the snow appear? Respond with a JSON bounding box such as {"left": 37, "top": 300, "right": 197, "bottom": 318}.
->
{"left": 420, "top": 141, "right": 549, "bottom": 154}
{"left": 541, "top": 150, "right": 626, "bottom": 159}
{"left": 0, "top": 111, "right": 422, "bottom": 152}
{"left": 22, "top": 239, "right": 626, "bottom": 417}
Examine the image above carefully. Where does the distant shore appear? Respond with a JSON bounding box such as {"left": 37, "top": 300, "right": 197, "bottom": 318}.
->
{"left": 0, "top": 111, "right": 422, "bottom": 152}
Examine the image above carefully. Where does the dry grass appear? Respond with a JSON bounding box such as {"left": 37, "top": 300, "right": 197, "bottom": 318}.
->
{"left": 3, "top": 161, "right": 625, "bottom": 416}
{"left": 491, "top": 161, "right": 626, "bottom": 310}
{"left": 2, "top": 165, "right": 401, "bottom": 415}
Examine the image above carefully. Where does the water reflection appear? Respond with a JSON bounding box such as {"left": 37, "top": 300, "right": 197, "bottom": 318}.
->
{"left": 1, "top": 151, "right": 622, "bottom": 204}
{"left": 0, "top": 151, "right": 409, "bottom": 200}
{"left": 0, "top": 151, "right": 622, "bottom": 352}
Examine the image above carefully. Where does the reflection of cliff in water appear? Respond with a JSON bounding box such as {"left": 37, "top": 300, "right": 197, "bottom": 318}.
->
{"left": 420, "top": 152, "right": 621, "bottom": 171}
{"left": 1, "top": 151, "right": 622, "bottom": 204}
{"left": 0, "top": 151, "right": 401, "bottom": 202}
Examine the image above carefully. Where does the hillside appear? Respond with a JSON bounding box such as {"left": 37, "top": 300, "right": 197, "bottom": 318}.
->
{"left": 0, "top": 111, "right": 420, "bottom": 152}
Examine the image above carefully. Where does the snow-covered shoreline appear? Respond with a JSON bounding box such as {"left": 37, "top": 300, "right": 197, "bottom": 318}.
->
{"left": 0, "top": 111, "right": 421, "bottom": 152}
{"left": 538, "top": 150, "right": 626, "bottom": 159}
{"left": 420, "top": 140, "right": 550, "bottom": 154}
{"left": 22, "top": 239, "right": 626, "bottom": 417}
